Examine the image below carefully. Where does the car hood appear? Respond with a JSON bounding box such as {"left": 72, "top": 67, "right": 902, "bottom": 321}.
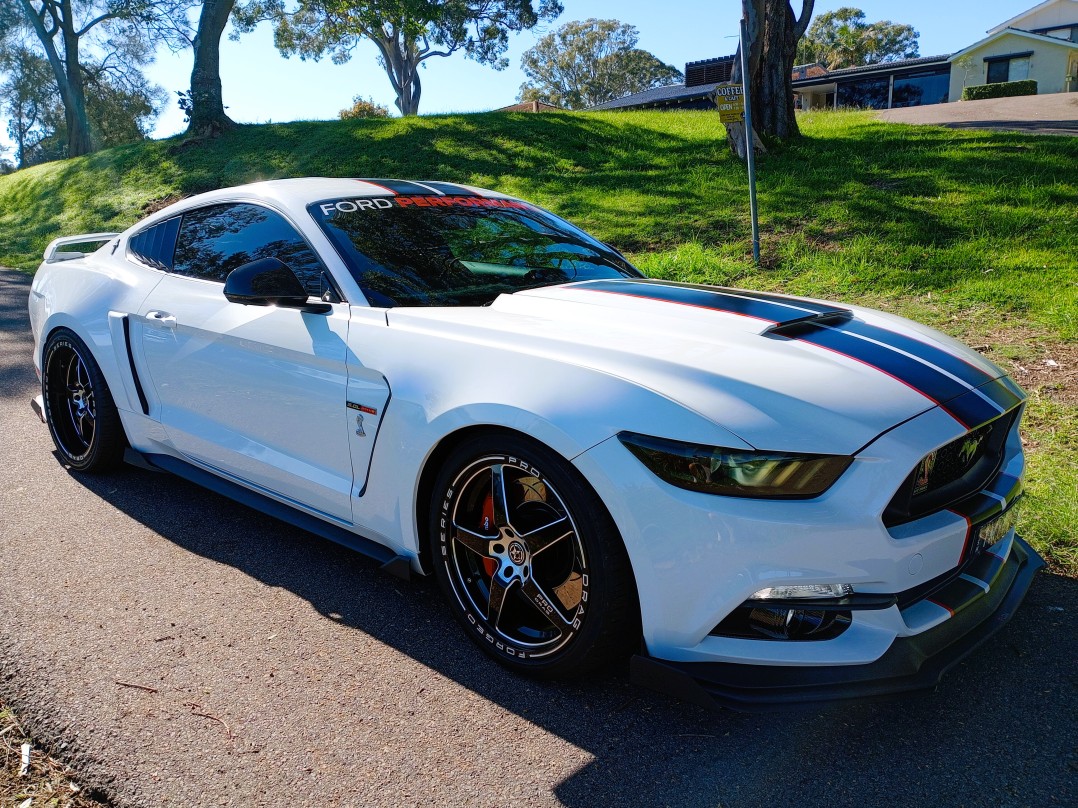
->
{"left": 385, "top": 279, "right": 1013, "bottom": 454}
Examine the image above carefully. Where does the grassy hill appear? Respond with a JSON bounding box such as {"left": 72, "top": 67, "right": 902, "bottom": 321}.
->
{"left": 0, "top": 109, "right": 1074, "bottom": 571}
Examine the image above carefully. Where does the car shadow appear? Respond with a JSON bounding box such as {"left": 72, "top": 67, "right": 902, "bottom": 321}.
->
{"left": 68, "top": 462, "right": 1077, "bottom": 807}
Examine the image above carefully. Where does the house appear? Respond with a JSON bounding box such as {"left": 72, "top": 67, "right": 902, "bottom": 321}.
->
{"left": 590, "top": 1, "right": 1077, "bottom": 114}
{"left": 588, "top": 56, "right": 736, "bottom": 111}
{"left": 948, "top": 0, "right": 1078, "bottom": 98}
{"left": 793, "top": 55, "right": 953, "bottom": 110}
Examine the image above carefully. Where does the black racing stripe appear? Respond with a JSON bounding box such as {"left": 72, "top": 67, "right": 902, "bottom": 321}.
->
{"left": 581, "top": 280, "right": 802, "bottom": 323}
{"left": 964, "top": 547, "right": 1008, "bottom": 587}
{"left": 839, "top": 320, "right": 997, "bottom": 390}
{"left": 629, "top": 279, "right": 823, "bottom": 315}
{"left": 999, "top": 374, "right": 1026, "bottom": 401}
{"left": 577, "top": 279, "right": 1013, "bottom": 428}
{"left": 948, "top": 474, "right": 1022, "bottom": 525}
{"left": 418, "top": 181, "right": 480, "bottom": 196}
{"left": 720, "top": 286, "right": 839, "bottom": 315}
{"left": 928, "top": 577, "right": 986, "bottom": 616}
{"left": 358, "top": 179, "right": 432, "bottom": 195}
{"left": 794, "top": 325, "right": 1002, "bottom": 428}
{"left": 975, "top": 377, "right": 1025, "bottom": 414}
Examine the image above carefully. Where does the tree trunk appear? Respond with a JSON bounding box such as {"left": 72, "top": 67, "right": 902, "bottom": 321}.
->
{"left": 187, "top": 0, "right": 237, "bottom": 136}
{"left": 59, "top": 0, "right": 91, "bottom": 156}
{"left": 725, "top": 0, "right": 814, "bottom": 151}
{"left": 19, "top": 0, "right": 93, "bottom": 157}
{"left": 376, "top": 28, "right": 422, "bottom": 116}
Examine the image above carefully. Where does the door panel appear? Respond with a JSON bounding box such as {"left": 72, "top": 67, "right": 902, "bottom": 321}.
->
{"left": 138, "top": 274, "right": 357, "bottom": 522}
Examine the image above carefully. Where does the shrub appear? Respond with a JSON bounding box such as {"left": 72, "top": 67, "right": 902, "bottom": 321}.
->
{"left": 339, "top": 96, "right": 391, "bottom": 120}
{"left": 962, "top": 80, "right": 1037, "bottom": 101}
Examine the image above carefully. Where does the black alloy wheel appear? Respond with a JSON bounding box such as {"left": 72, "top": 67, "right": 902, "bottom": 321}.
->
{"left": 42, "top": 328, "right": 125, "bottom": 472}
{"left": 430, "top": 433, "right": 639, "bottom": 678}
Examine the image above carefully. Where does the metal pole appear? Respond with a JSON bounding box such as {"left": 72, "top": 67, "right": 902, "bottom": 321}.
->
{"left": 739, "top": 16, "right": 760, "bottom": 266}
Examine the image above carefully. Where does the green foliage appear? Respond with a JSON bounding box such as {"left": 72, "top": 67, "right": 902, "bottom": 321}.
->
{"left": 236, "top": 0, "right": 563, "bottom": 115}
{"left": 6, "top": 0, "right": 191, "bottom": 157}
{"left": 0, "top": 110, "right": 1074, "bottom": 568}
{"left": 517, "top": 18, "right": 683, "bottom": 110}
{"left": 339, "top": 95, "right": 390, "bottom": 119}
{"left": 796, "top": 6, "right": 919, "bottom": 69}
{"left": 962, "top": 80, "right": 1038, "bottom": 101}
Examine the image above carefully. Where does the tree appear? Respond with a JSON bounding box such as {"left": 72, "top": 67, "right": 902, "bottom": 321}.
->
{"left": 517, "top": 18, "right": 682, "bottom": 110}
{"left": 11, "top": 0, "right": 192, "bottom": 157}
{"left": 339, "top": 95, "right": 390, "bottom": 118}
{"left": 186, "top": 0, "right": 238, "bottom": 136}
{"left": 0, "top": 45, "right": 62, "bottom": 165}
{"left": 724, "top": 1, "right": 815, "bottom": 158}
{"left": 795, "top": 7, "right": 918, "bottom": 70}
{"left": 237, "top": 0, "right": 563, "bottom": 116}
{"left": 0, "top": 42, "right": 166, "bottom": 167}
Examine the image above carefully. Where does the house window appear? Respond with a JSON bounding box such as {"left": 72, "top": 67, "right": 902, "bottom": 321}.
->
{"left": 892, "top": 69, "right": 950, "bottom": 107}
{"left": 985, "top": 51, "right": 1033, "bottom": 84}
{"left": 837, "top": 77, "right": 890, "bottom": 109}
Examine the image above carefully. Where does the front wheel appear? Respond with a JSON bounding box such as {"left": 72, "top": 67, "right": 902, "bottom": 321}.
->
{"left": 429, "top": 433, "right": 639, "bottom": 678}
{"left": 42, "top": 328, "right": 125, "bottom": 472}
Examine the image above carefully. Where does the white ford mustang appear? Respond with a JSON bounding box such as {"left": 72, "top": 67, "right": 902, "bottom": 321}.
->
{"left": 28, "top": 178, "right": 1043, "bottom": 709}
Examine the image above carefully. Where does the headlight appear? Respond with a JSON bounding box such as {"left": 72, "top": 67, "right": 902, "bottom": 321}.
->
{"left": 617, "top": 432, "right": 852, "bottom": 499}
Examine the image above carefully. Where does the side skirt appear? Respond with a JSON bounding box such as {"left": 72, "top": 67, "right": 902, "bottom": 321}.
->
{"left": 124, "top": 448, "right": 414, "bottom": 580}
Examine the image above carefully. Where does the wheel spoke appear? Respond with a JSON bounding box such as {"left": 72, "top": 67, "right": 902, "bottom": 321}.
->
{"left": 488, "top": 575, "right": 510, "bottom": 625}
{"left": 489, "top": 464, "right": 511, "bottom": 529}
{"left": 451, "top": 524, "right": 493, "bottom": 557}
{"left": 521, "top": 515, "right": 572, "bottom": 556}
{"left": 521, "top": 578, "right": 574, "bottom": 629}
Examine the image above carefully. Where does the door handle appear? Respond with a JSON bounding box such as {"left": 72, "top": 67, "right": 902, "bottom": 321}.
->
{"left": 146, "top": 310, "right": 176, "bottom": 328}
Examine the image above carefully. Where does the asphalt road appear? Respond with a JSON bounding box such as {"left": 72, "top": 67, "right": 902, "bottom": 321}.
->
{"left": 1, "top": 267, "right": 1075, "bottom": 807}
{"left": 878, "top": 91, "right": 1078, "bottom": 135}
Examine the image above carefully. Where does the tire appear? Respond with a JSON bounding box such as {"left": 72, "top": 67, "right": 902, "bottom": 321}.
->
{"left": 42, "top": 328, "right": 125, "bottom": 472}
{"left": 429, "top": 433, "right": 639, "bottom": 678}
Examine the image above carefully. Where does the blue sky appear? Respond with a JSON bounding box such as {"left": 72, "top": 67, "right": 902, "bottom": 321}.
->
{"left": 1, "top": 0, "right": 1042, "bottom": 153}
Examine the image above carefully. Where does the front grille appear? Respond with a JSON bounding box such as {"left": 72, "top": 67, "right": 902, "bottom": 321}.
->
{"left": 884, "top": 409, "right": 1016, "bottom": 526}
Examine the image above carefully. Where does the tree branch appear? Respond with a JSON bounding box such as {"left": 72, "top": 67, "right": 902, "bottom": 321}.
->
{"left": 793, "top": 0, "right": 816, "bottom": 41}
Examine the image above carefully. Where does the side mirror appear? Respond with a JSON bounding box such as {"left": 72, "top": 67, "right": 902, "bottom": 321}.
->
{"left": 224, "top": 257, "right": 330, "bottom": 313}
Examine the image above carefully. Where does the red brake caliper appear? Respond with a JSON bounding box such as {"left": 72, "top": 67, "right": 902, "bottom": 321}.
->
{"left": 480, "top": 493, "right": 498, "bottom": 577}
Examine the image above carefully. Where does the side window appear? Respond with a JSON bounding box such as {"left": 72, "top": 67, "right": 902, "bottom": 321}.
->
{"left": 127, "top": 217, "right": 180, "bottom": 271}
{"left": 172, "top": 203, "right": 333, "bottom": 297}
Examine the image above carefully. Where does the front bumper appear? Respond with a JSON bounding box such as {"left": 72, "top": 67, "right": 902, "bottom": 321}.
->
{"left": 630, "top": 535, "right": 1045, "bottom": 712}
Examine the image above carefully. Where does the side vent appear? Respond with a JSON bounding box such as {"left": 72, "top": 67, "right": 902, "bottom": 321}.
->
{"left": 121, "top": 316, "right": 150, "bottom": 415}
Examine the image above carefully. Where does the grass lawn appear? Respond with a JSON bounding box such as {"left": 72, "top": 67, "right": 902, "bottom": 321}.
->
{"left": 0, "top": 109, "right": 1074, "bottom": 571}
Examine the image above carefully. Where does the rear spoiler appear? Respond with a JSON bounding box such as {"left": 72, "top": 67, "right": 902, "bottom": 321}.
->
{"left": 43, "top": 232, "right": 120, "bottom": 263}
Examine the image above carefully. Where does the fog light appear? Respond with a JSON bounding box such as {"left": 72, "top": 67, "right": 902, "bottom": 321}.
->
{"left": 751, "top": 583, "right": 853, "bottom": 600}
{"left": 747, "top": 608, "right": 849, "bottom": 640}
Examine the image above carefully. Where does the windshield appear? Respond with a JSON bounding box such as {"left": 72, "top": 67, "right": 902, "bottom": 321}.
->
{"left": 309, "top": 195, "right": 641, "bottom": 307}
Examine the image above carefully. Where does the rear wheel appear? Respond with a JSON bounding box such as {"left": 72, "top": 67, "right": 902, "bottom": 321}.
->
{"left": 42, "top": 328, "right": 125, "bottom": 472}
{"left": 429, "top": 433, "right": 639, "bottom": 678}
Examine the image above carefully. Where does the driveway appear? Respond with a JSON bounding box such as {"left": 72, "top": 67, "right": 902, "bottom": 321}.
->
{"left": 878, "top": 91, "right": 1078, "bottom": 135}
{"left": 1, "top": 267, "right": 1075, "bottom": 807}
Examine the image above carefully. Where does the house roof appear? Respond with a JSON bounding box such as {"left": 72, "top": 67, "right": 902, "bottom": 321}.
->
{"left": 588, "top": 82, "right": 720, "bottom": 111}
{"left": 791, "top": 55, "right": 952, "bottom": 88}
{"left": 948, "top": 27, "right": 1078, "bottom": 61}
{"left": 987, "top": 0, "right": 1077, "bottom": 35}
{"left": 495, "top": 100, "right": 561, "bottom": 113}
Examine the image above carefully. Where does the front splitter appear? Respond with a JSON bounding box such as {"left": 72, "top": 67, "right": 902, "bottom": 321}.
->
{"left": 631, "top": 536, "right": 1045, "bottom": 712}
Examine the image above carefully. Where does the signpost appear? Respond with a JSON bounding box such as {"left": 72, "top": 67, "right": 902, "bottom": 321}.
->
{"left": 715, "top": 83, "right": 745, "bottom": 124}
{"left": 739, "top": 15, "right": 760, "bottom": 266}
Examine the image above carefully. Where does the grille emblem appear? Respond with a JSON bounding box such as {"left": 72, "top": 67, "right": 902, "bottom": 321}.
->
{"left": 959, "top": 434, "right": 984, "bottom": 468}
